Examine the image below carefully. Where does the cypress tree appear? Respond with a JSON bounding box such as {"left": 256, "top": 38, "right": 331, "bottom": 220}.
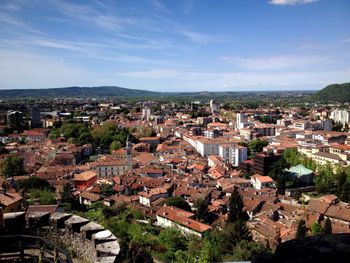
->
{"left": 340, "top": 181, "right": 350, "bottom": 202}
{"left": 228, "top": 186, "right": 248, "bottom": 223}
{"left": 323, "top": 218, "right": 332, "bottom": 235}
{"left": 295, "top": 219, "right": 307, "bottom": 239}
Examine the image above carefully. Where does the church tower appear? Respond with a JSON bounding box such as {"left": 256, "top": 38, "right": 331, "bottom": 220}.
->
{"left": 126, "top": 135, "right": 132, "bottom": 168}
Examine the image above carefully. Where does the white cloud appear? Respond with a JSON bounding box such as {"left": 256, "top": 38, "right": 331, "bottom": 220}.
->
{"left": 0, "top": 11, "right": 43, "bottom": 34}
{"left": 0, "top": 50, "right": 93, "bottom": 89}
{"left": 180, "top": 30, "right": 228, "bottom": 44}
{"left": 221, "top": 55, "right": 333, "bottom": 70}
{"left": 269, "top": 0, "right": 318, "bottom": 5}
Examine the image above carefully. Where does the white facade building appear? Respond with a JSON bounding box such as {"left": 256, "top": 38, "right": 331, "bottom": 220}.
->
{"left": 236, "top": 113, "right": 248, "bottom": 129}
{"left": 218, "top": 144, "right": 248, "bottom": 167}
{"left": 330, "top": 109, "right": 350, "bottom": 126}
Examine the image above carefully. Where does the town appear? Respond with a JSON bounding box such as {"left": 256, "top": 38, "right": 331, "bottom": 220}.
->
{"left": 1, "top": 91, "right": 350, "bottom": 262}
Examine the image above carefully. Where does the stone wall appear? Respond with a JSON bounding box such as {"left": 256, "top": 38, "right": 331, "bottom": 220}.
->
{"left": 30, "top": 212, "right": 120, "bottom": 263}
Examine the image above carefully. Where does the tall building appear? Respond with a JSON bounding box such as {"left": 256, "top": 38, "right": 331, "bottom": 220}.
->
{"left": 218, "top": 144, "right": 248, "bottom": 167}
{"left": 253, "top": 153, "right": 281, "bottom": 176}
{"left": 142, "top": 108, "right": 151, "bottom": 120}
{"left": 322, "top": 119, "right": 333, "bottom": 131}
{"left": 236, "top": 113, "right": 248, "bottom": 129}
{"left": 126, "top": 135, "right": 132, "bottom": 169}
{"left": 209, "top": 99, "right": 218, "bottom": 113}
{"left": 31, "top": 105, "right": 42, "bottom": 128}
{"left": 330, "top": 109, "right": 350, "bottom": 126}
{"left": 6, "top": 111, "right": 23, "bottom": 130}
{"left": 154, "top": 115, "right": 165, "bottom": 125}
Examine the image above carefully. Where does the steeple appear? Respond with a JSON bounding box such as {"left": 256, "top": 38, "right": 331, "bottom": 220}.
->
{"left": 126, "top": 135, "right": 132, "bottom": 167}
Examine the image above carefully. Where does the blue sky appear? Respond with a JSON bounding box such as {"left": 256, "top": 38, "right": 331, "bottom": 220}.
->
{"left": 0, "top": 0, "right": 349, "bottom": 91}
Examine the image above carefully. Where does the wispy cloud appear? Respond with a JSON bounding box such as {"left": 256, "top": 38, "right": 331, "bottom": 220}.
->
{"left": 0, "top": 11, "right": 43, "bottom": 34}
{"left": 180, "top": 30, "right": 228, "bottom": 44}
{"left": 50, "top": 0, "right": 125, "bottom": 30}
{"left": 221, "top": 55, "right": 333, "bottom": 70}
{"left": 269, "top": 0, "right": 318, "bottom": 5}
{"left": 151, "top": 0, "right": 170, "bottom": 14}
{"left": 183, "top": 0, "right": 194, "bottom": 15}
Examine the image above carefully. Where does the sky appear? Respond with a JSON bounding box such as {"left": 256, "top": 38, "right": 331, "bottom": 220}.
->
{"left": 0, "top": 0, "right": 349, "bottom": 92}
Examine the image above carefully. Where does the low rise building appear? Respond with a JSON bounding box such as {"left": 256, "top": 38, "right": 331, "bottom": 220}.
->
{"left": 250, "top": 175, "right": 275, "bottom": 190}
{"left": 156, "top": 206, "right": 211, "bottom": 237}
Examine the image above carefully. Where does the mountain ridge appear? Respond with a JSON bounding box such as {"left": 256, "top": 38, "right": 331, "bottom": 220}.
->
{"left": 0, "top": 85, "right": 318, "bottom": 99}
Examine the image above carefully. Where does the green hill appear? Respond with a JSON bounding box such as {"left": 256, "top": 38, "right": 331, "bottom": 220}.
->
{"left": 0, "top": 86, "right": 158, "bottom": 98}
{"left": 314, "top": 83, "right": 350, "bottom": 102}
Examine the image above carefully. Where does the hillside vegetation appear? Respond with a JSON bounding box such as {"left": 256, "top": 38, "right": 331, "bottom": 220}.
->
{"left": 314, "top": 83, "right": 350, "bottom": 102}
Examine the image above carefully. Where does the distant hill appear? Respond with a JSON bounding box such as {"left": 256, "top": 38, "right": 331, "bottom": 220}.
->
{"left": 0, "top": 85, "right": 317, "bottom": 99}
{"left": 0, "top": 86, "right": 159, "bottom": 98}
{"left": 314, "top": 83, "right": 350, "bottom": 102}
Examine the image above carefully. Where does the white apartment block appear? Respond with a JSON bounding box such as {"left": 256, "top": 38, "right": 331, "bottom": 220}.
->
{"left": 218, "top": 144, "right": 247, "bottom": 167}
{"left": 236, "top": 113, "right": 248, "bottom": 129}
{"left": 330, "top": 109, "right": 350, "bottom": 126}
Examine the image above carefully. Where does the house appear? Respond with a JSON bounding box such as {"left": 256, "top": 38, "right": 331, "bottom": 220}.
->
{"left": 73, "top": 170, "right": 97, "bottom": 191}
{"left": 250, "top": 175, "right": 275, "bottom": 190}
{"left": 141, "top": 169, "right": 164, "bottom": 178}
{"left": 0, "top": 190, "right": 23, "bottom": 213}
{"left": 78, "top": 192, "right": 101, "bottom": 206}
{"left": 139, "top": 188, "right": 168, "bottom": 207}
{"left": 156, "top": 206, "right": 211, "bottom": 237}
{"left": 20, "top": 129, "right": 47, "bottom": 142}
{"left": 139, "top": 137, "right": 160, "bottom": 151}
{"left": 89, "top": 159, "right": 130, "bottom": 178}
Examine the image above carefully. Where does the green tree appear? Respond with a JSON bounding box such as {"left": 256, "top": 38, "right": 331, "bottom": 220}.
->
{"left": 59, "top": 122, "right": 89, "bottom": 139}
{"left": 311, "top": 221, "right": 323, "bottom": 235}
{"left": 0, "top": 156, "right": 25, "bottom": 178}
{"left": 29, "top": 189, "right": 56, "bottom": 205}
{"left": 295, "top": 219, "right": 307, "bottom": 239}
{"left": 110, "top": 140, "right": 122, "bottom": 152}
{"left": 165, "top": 196, "right": 191, "bottom": 211}
{"left": 199, "top": 237, "right": 216, "bottom": 263}
{"left": 159, "top": 228, "right": 187, "bottom": 261}
{"left": 194, "top": 198, "right": 209, "bottom": 222}
{"left": 17, "top": 177, "right": 51, "bottom": 191}
{"left": 39, "top": 189, "right": 56, "bottom": 205}
{"left": 315, "top": 166, "right": 334, "bottom": 194}
{"left": 268, "top": 157, "right": 290, "bottom": 194}
{"left": 335, "top": 169, "right": 347, "bottom": 196}
{"left": 48, "top": 129, "right": 60, "bottom": 139}
{"left": 248, "top": 139, "right": 269, "bottom": 156}
{"left": 225, "top": 240, "right": 270, "bottom": 262}
{"left": 199, "top": 230, "right": 223, "bottom": 263}
{"left": 77, "top": 132, "right": 94, "bottom": 145}
{"left": 60, "top": 183, "right": 74, "bottom": 203}
{"left": 323, "top": 218, "right": 332, "bottom": 234}
{"left": 228, "top": 186, "right": 248, "bottom": 223}
{"left": 340, "top": 181, "right": 350, "bottom": 202}
{"left": 100, "top": 184, "right": 116, "bottom": 197}
{"left": 222, "top": 221, "right": 252, "bottom": 252}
